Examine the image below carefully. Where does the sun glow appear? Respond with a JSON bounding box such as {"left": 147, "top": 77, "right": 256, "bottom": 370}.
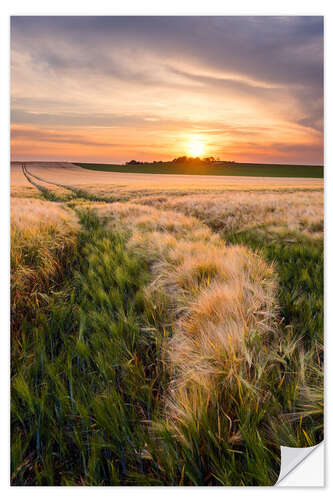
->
{"left": 187, "top": 138, "right": 205, "bottom": 158}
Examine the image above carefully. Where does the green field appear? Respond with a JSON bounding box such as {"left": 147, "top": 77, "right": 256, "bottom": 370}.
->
{"left": 75, "top": 162, "right": 324, "bottom": 178}
{"left": 11, "top": 165, "right": 323, "bottom": 485}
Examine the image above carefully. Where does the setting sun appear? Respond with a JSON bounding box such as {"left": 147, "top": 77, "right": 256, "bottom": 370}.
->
{"left": 187, "top": 139, "right": 205, "bottom": 158}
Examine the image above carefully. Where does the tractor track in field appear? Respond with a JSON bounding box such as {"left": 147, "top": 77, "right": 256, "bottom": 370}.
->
{"left": 22, "top": 164, "right": 124, "bottom": 203}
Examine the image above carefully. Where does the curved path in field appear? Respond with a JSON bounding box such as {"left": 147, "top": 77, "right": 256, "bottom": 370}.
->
{"left": 11, "top": 161, "right": 324, "bottom": 193}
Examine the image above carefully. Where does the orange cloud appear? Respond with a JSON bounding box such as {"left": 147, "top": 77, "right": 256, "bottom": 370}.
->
{"left": 11, "top": 17, "right": 323, "bottom": 165}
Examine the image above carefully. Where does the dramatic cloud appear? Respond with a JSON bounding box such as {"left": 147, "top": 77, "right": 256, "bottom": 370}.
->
{"left": 11, "top": 16, "right": 323, "bottom": 164}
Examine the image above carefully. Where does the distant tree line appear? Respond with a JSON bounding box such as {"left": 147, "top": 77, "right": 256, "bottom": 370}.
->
{"left": 171, "top": 156, "right": 215, "bottom": 164}
{"left": 125, "top": 157, "right": 237, "bottom": 165}
{"left": 126, "top": 159, "right": 163, "bottom": 165}
{"left": 172, "top": 157, "right": 237, "bottom": 164}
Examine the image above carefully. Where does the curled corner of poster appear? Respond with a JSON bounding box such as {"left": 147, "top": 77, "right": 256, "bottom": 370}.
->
{"left": 276, "top": 442, "right": 324, "bottom": 487}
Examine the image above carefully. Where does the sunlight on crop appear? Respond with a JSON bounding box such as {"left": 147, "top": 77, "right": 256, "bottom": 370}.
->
{"left": 10, "top": 162, "right": 324, "bottom": 486}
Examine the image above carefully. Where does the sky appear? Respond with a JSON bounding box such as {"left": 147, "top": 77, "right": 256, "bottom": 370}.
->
{"left": 11, "top": 16, "right": 323, "bottom": 165}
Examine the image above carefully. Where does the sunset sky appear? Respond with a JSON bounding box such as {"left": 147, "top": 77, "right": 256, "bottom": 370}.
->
{"left": 11, "top": 16, "right": 323, "bottom": 165}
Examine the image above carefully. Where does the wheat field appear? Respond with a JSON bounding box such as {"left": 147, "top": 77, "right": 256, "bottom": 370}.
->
{"left": 10, "top": 162, "right": 323, "bottom": 486}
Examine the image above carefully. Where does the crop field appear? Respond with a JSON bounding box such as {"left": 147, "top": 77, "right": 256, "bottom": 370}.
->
{"left": 11, "top": 162, "right": 323, "bottom": 486}
{"left": 76, "top": 162, "right": 324, "bottom": 178}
